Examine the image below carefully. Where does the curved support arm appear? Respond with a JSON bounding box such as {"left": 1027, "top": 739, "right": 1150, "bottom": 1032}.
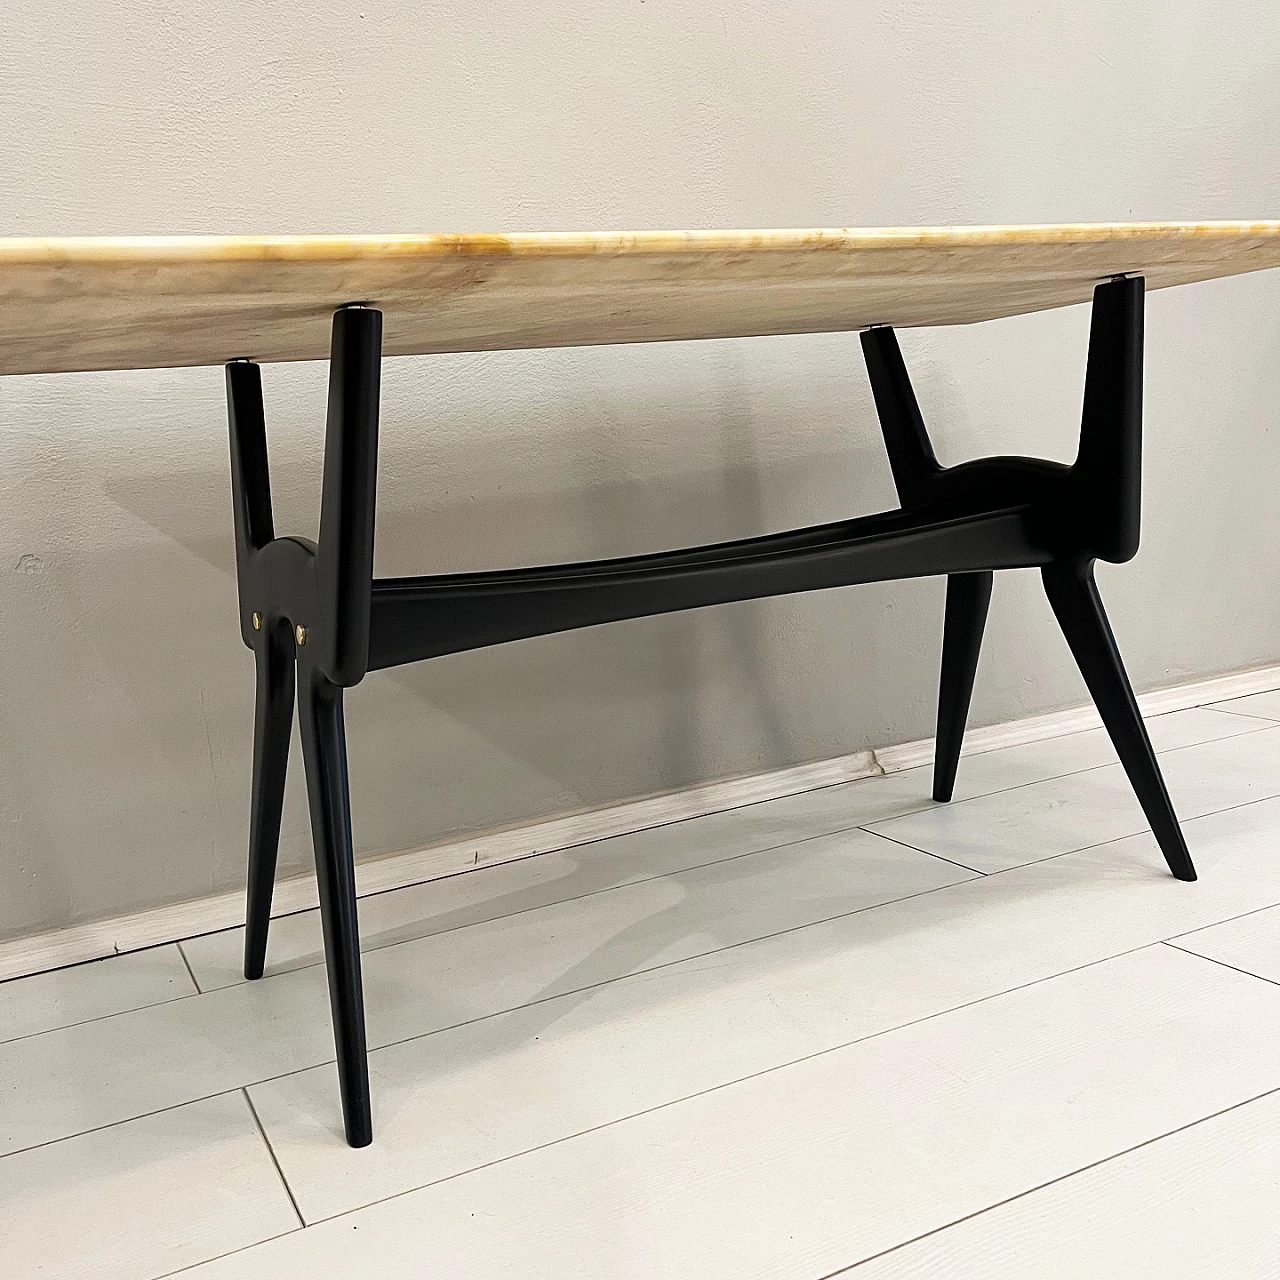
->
{"left": 315, "top": 306, "right": 383, "bottom": 685}
{"left": 1072, "top": 275, "right": 1144, "bottom": 563}
{"left": 225, "top": 307, "right": 383, "bottom": 684}
{"left": 860, "top": 276, "right": 1145, "bottom": 565}
{"left": 860, "top": 325, "right": 942, "bottom": 507}
{"left": 226, "top": 359, "right": 275, "bottom": 648}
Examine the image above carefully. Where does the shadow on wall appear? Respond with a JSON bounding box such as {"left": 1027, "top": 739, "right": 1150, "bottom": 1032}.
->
{"left": 77, "top": 334, "right": 923, "bottom": 856}
{"left": 98, "top": 439, "right": 873, "bottom": 796}
{"left": 99, "top": 340, "right": 911, "bottom": 788}
{"left": 0, "top": 331, "right": 982, "bottom": 935}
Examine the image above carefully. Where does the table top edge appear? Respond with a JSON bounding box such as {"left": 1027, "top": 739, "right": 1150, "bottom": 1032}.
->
{"left": 4, "top": 221, "right": 1280, "bottom": 266}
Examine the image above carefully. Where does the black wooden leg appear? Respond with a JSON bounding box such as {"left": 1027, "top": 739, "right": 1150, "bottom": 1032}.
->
{"left": 1042, "top": 560, "right": 1197, "bottom": 881}
{"left": 243, "top": 620, "right": 296, "bottom": 980}
{"left": 297, "top": 664, "right": 372, "bottom": 1146}
{"left": 933, "top": 571, "right": 993, "bottom": 802}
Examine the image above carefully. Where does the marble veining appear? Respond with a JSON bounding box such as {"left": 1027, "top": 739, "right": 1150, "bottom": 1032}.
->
{"left": 1, "top": 222, "right": 1278, "bottom": 375}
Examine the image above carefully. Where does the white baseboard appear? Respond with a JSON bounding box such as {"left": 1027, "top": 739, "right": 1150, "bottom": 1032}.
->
{"left": 3, "top": 661, "right": 1278, "bottom": 983}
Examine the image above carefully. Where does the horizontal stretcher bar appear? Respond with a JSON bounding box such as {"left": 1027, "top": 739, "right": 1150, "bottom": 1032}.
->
{"left": 366, "top": 502, "right": 1050, "bottom": 668}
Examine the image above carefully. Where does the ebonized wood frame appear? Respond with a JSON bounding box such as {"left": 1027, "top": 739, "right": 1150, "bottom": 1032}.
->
{"left": 225, "top": 274, "right": 1195, "bottom": 1148}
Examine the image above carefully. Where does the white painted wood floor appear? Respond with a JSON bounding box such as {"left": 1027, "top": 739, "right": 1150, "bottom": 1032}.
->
{"left": 7, "top": 688, "right": 1280, "bottom": 1278}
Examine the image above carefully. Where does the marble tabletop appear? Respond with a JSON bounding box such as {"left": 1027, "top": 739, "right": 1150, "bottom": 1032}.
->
{"left": 2, "top": 222, "right": 1279, "bottom": 376}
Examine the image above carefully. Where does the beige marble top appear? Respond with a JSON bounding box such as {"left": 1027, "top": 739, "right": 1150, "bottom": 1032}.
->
{"left": 2, "top": 222, "right": 1279, "bottom": 375}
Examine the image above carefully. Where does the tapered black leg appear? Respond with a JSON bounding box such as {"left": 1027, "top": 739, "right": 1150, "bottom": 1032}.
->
{"left": 243, "top": 620, "right": 297, "bottom": 980}
{"left": 1042, "top": 561, "right": 1196, "bottom": 881}
{"left": 297, "top": 664, "right": 372, "bottom": 1146}
{"left": 934, "top": 571, "right": 993, "bottom": 802}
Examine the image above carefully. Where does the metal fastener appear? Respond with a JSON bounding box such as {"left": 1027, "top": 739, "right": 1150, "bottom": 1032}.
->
{"left": 295, "top": 624, "right": 308, "bottom": 646}
{"left": 251, "top": 612, "right": 262, "bottom": 631}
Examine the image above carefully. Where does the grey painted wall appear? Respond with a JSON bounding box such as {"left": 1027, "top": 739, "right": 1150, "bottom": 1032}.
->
{"left": 2, "top": 1, "right": 1278, "bottom": 941}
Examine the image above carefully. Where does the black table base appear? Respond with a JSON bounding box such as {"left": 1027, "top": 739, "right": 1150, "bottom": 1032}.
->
{"left": 224, "top": 274, "right": 1194, "bottom": 1148}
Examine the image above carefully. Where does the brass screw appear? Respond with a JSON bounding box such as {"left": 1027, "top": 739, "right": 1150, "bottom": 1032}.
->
{"left": 295, "top": 624, "right": 308, "bottom": 646}
{"left": 251, "top": 612, "right": 262, "bottom": 631}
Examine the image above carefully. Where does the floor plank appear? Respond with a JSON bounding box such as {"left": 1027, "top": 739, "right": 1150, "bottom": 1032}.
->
{"left": 180, "top": 774, "right": 951, "bottom": 992}
{"left": 5, "top": 701, "right": 1278, "bottom": 1279}
{"left": 176, "top": 946, "right": 1280, "bottom": 1278}
{"left": 0, "top": 945, "right": 195, "bottom": 1043}
{"left": 867, "top": 725, "right": 1280, "bottom": 872}
{"left": 1, "top": 1091, "right": 297, "bottom": 1280}
{"left": 843, "top": 1087, "right": 1280, "bottom": 1278}
{"left": 946, "top": 705, "right": 1264, "bottom": 798}
{"left": 1172, "top": 904, "right": 1280, "bottom": 984}
{"left": 1, "top": 828, "right": 966, "bottom": 1155}
{"left": 251, "top": 794, "right": 1280, "bottom": 1222}
{"left": 181, "top": 706, "right": 1259, "bottom": 992}
{"left": 1207, "top": 689, "right": 1280, "bottom": 721}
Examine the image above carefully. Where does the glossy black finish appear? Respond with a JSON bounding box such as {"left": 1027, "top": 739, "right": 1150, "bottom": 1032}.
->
{"left": 226, "top": 359, "right": 274, "bottom": 645}
{"left": 366, "top": 505, "right": 1047, "bottom": 670}
{"left": 224, "top": 274, "right": 1195, "bottom": 1146}
{"left": 227, "top": 359, "right": 296, "bottom": 979}
{"left": 1043, "top": 560, "right": 1196, "bottom": 881}
{"left": 1073, "top": 273, "right": 1144, "bottom": 565}
{"left": 316, "top": 310, "right": 382, "bottom": 687}
{"left": 862, "top": 275, "right": 1193, "bottom": 881}
{"left": 244, "top": 618, "right": 295, "bottom": 980}
{"left": 226, "top": 307, "right": 380, "bottom": 1147}
{"left": 297, "top": 660, "right": 372, "bottom": 1146}
{"left": 934, "top": 572, "right": 993, "bottom": 803}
